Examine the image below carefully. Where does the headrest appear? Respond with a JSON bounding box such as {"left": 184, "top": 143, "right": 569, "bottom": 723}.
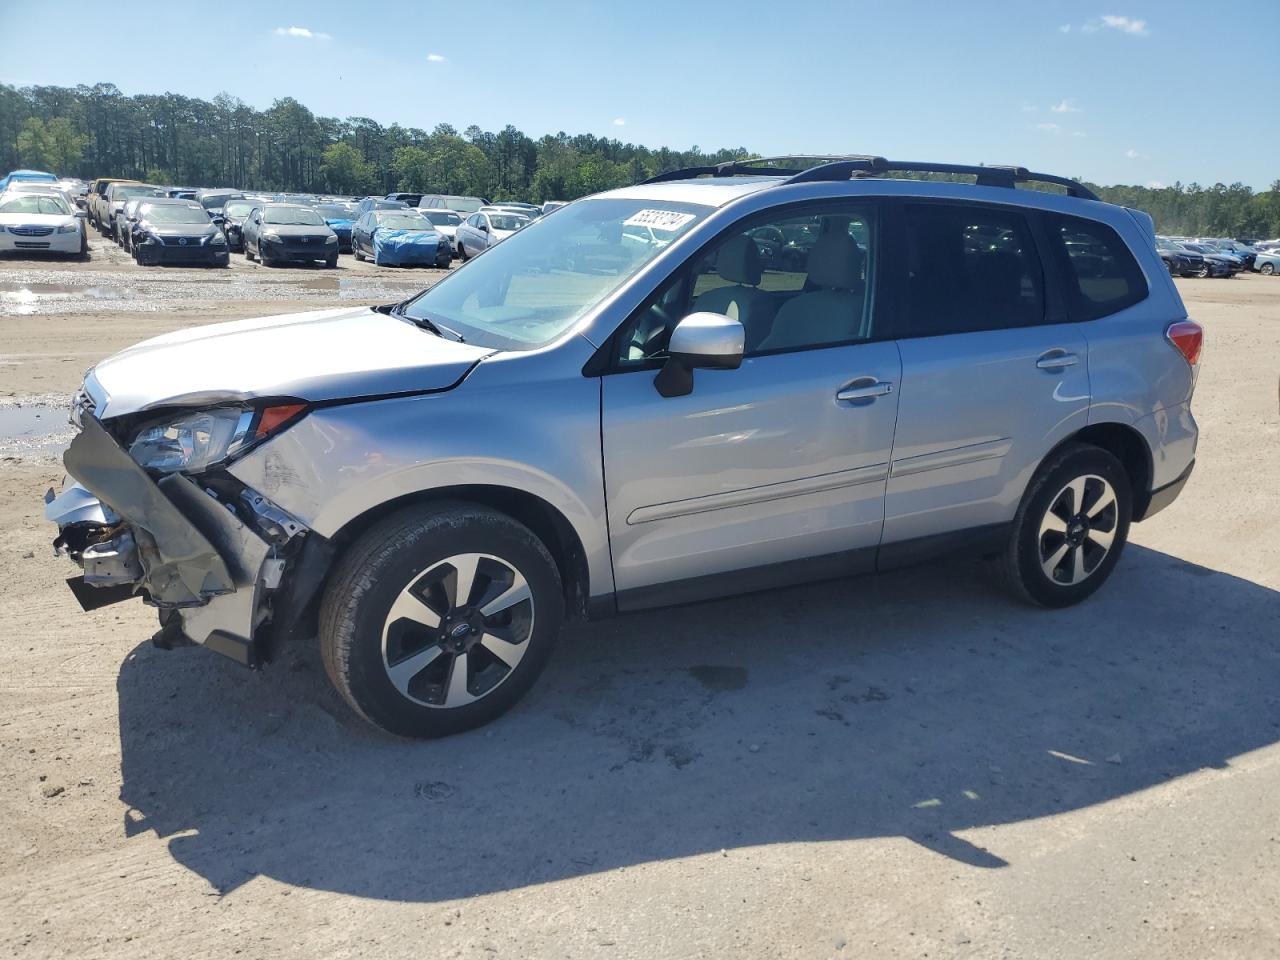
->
{"left": 716, "top": 234, "right": 763, "bottom": 286}
{"left": 807, "top": 232, "right": 864, "bottom": 290}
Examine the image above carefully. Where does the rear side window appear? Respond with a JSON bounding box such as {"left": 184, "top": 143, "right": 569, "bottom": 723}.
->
{"left": 1048, "top": 214, "right": 1147, "bottom": 320}
{"left": 900, "top": 203, "right": 1045, "bottom": 337}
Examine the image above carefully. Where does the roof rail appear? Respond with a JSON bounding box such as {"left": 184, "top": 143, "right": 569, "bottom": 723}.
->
{"left": 785, "top": 157, "right": 1099, "bottom": 201}
{"left": 640, "top": 154, "right": 1098, "bottom": 201}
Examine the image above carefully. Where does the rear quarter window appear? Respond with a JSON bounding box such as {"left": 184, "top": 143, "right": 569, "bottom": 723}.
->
{"left": 1048, "top": 214, "right": 1148, "bottom": 321}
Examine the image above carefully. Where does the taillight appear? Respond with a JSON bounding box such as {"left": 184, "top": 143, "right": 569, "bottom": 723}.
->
{"left": 1166, "top": 320, "right": 1203, "bottom": 366}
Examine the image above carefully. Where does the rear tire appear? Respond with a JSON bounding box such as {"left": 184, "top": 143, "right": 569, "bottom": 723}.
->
{"left": 319, "top": 502, "right": 564, "bottom": 738}
{"left": 1194, "top": 264, "right": 1211, "bottom": 279}
{"left": 1262, "top": 263, "right": 1275, "bottom": 276}
{"left": 996, "top": 442, "right": 1131, "bottom": 608}
{"left": 326, "top": 254, "right": 338, "bottom": 269}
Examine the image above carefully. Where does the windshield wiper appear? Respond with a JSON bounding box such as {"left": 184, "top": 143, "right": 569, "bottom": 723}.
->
{"left": 388, "top": 302, "right": 465, "bottom": 342}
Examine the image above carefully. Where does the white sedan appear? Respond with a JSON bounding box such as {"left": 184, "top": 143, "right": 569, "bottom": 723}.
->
{"left": 455, "top": 210, "right": 530, "bottom": 259}
{"left": 0, "top": 191, "right": 85, "bottom": 256}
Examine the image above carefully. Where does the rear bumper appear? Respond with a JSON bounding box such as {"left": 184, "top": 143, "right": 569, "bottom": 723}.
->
{"left": 1139, "top": 459, "right": 1195, "bottom": 521}
{"left": 46, "top": 417, "right": 302, "bottom": 666}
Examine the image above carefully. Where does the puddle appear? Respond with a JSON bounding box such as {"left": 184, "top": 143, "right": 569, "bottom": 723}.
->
{"left": 0, "top": 282, "right": 133, "bottom": 315}
{"left": 0, "top": 403, "right": 74, "bottom": 457}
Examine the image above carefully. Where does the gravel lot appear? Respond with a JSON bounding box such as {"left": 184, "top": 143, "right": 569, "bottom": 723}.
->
{"left": 1, "top": 239, "right": 1278, "bottom": 959}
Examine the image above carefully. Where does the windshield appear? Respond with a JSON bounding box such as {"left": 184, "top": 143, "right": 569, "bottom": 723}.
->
{"left": 223, "top": 200, "right": 255, "bottom": 218}
{"left": 0, "top": 194, "right": 71, "bottom": 215}
{"left": 263, "top": 206, "right": 325, "bottom": 226}
{"left": 377, "top": 214, "right": 434, "bottom": 231}
{"left": 119, "top": 185, "right": 164, "bottom": 199}
{"left": 403, "top": 198, "right": 709, "bottom": 349}
{"left": 424, "top": 211, "right": 462, "bottom": 226}
{"left": 1155, "top": 238, "right": 1181, "bottom": 251}
{"left": 446, "top": 197, "right": 485, "bottom": 214}
{"left": 201, "top": 193, "right": 237, "bottom": 209}
{"left": 142, "top": 204, "right": 209, "bottom": 224}
{"left": 316, "top": 203, "right": 355, "bottom": 219}
{"left": 489, "top": 214, "right": 530, "bottom": 231}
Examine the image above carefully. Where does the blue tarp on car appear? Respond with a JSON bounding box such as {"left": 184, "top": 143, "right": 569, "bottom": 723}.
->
{"left": 371, "top": 228, "right": 443, "bottom": 266}
{"left": 325, "top": 218, "right": 354, "bottom": 242}
{"left": 0, "top": 169, "right": 58, "bottom": 191}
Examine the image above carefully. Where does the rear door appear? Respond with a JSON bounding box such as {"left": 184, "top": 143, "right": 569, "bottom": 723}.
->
{"left": 881, "top": 200, "right": 1090, "bottom": 553}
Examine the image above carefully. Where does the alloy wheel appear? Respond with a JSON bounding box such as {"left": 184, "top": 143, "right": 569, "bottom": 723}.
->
{"left": 1037, "top": 474, "right": 1119, "bottom": 586}
{"left": 381, "top": 553, "right": 534, "bottom": 708}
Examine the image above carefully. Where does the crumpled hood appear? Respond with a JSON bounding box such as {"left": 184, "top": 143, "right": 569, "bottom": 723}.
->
{"left": 89, "top": 306, "right": 494, "bottom": 418}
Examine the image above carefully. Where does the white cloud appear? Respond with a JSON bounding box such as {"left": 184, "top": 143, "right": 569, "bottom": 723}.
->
{"left": 426, "top": 53, "right": 446, "bottom": 62}
{"left": 1072, "top": 130, "right": 1088, "bottom": 138}
{"left": 274, "top": 26, "right": 331, "bottom": 40}
{"left": 1147, "top": 180, "right": 1165, "bottom": 189}
{"left": 1036, "top": 122, "right": 1061, "bottom": 133}
{"left": 1051, "top": 98, "right": 1082, "bottom": 113}
{"left": 1125, "top": 148, "right": 1143, "bottom": 159}
{"left": 612, "top": 117, "right": 627, "bottom": 126}
{"left": 1058, "top": 23, "right": 1072, "bottom": 33}
{"left": 1100, "top": 14, "right": 1149, "bottom": 35}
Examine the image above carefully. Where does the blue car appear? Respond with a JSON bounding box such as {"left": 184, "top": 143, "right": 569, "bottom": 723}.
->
{"left": 351, "top": 210, "right": 451, "bottom": 267}
{"left": 0, "top": 168, "right": 58, "bottom": 192}
{"left": 315, "top": 202, "right": 357, "bottom": 252}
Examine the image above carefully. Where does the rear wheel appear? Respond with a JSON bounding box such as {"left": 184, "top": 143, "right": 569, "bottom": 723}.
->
{"left": 319, "top": 502, "right": 564, "bottom": 738}
{"left": 997, "top": 443, "right": 1131, "bottom": 608}
{"left": 1194, "top": 263, "right": 1211, "bottom": 279}
{"left": 1262, "top": 263, "right": 1275, "bottom": 276}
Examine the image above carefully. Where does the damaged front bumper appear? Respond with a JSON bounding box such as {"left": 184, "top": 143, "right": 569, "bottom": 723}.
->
{"left": 47, "top": 416, "right": 308, "bottom": 666}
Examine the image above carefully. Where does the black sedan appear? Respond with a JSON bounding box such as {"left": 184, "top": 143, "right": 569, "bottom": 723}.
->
{"left": 218, "top": 197, "right": 259, "bottom": 252}
{"left": 130, "top": 199, "right": 230, "bottom": 267}
{"left": 243, "top": 203, "right": 340, "bottom": 267}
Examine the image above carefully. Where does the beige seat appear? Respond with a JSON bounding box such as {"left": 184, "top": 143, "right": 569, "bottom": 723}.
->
{"left": 758, "top": 233, "right": 866, "bottom": 351}
{"left": 692, "top": 235, "right": 778, "bottom": 351}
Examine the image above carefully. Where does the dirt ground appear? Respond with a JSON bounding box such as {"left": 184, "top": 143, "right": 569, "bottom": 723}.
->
{"left": 1, "top": 237, "right": 1278, "bottom": 959}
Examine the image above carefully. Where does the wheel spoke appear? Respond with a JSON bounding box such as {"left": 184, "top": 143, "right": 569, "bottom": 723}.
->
{"left": 1087, "top": 486, "right": 1116, "bottom": 519}
{"left": 1067, "top": 477, "right": 1088, "bottom": 516}
{"left": 480, "top": 572, "right": 531, "bottom": 617}
{"left": 449, "top": 555, "right": 481, "bottom": 609}
{"left": 480, "top": 631, "right": 526, "bottom": 669}
{"left": 1087, "top": 526, "right": 1115, "bottom": 550}
{"left": 444, "top": 652, "right": 475, "bottom": 706}
{"left": 1070, "top": 545, "right": 1086, "bottom": 584}
{"left": 1040, "top": 511, "right": 1068, "bottom": 536}
{"left": 386, "top": 645, "right": 444, "bottom": 694}
{"left": 386, "top": 590, "right": 442, "bottom": 629}
{"left": 1041, "top": 542, "right": 1069, "bottom": 579}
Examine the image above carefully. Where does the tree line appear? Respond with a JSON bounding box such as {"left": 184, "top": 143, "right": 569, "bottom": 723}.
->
{"left": 2, "top": 82, "right": 1277, "bottom": 238}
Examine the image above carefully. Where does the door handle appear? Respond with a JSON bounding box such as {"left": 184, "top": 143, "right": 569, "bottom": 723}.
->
{"left": 1036, "top": 350, "right": 1080, "bottom": 370}
{"left": 837, "top": 378, "right": 894, "bottom": 402}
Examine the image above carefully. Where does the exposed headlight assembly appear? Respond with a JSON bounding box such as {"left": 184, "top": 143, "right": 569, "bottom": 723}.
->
{"left": 208, "top": 232, "right": 227, "bottom": 245}
{"left": 261, "top": 231, "right": 282, "bottom": 243}
{"left": 128, "top": 403, "right": 307, "bottom": 474}
{"left": 58, "top": 223, "right": 80, "bottom": 234}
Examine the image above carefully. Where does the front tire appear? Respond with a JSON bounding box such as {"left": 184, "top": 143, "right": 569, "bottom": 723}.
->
{"left": 319, "top": 502, "right": 564, "bottom": 738}
{"left": 997, "top": 443, "right": 1131, "bottom": 608}
{"left": 1262, "top": 263, "right": 1275, "bottom": 276}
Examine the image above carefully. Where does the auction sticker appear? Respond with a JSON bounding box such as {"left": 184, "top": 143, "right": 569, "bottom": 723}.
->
{"left": 623, "top": 209, "right": 696, "bottom": 232}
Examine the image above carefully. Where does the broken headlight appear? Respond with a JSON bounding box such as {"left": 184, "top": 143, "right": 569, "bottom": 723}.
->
{"left": 128, "top": 403, "right": 306, "bottom": 474}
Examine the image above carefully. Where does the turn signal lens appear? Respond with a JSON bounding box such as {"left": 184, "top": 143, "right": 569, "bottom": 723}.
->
{"left": 1166, "top": 320, "right": 1203, "bottom": 366}
{"left": 254, "top": 403, "right": 308, "bottom": 439}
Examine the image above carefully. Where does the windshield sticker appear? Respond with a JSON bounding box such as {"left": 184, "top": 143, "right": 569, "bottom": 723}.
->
{"left": 623, "top": 209, "right": 696, "bottom": 232}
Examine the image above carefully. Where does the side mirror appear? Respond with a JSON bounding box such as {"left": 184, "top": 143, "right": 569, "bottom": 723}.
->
{"left": 654, "top": 312, "right": 745, "bottom": 398}
{"left": 75, "top": 210, "right": 87, "bottom": 219}
{"left": 212, "top": 216, "right": 226, "bottom": 226}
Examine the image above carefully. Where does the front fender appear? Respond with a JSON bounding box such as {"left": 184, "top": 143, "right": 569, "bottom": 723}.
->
{"left": 227, "top": 369, "right": 613, "bottom": 598}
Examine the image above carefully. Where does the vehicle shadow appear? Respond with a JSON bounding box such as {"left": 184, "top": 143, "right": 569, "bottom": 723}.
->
{"left": 115, "top": 544, "right": 1280, "bottom": 900}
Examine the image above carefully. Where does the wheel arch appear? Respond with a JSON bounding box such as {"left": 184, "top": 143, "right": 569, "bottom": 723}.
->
{"left": 1046, "top": 421, "right": 1154, "bottom": 519}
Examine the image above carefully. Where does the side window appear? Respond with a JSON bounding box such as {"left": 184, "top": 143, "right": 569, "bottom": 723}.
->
{"left": 616, "top": 206, "right": 877, "bottom": 365}
{"left": 1049, "top": 214, "right": 1148, "bottom": 320}
{"left": 900, "top": 203, "right": 1044, "bottom": 337}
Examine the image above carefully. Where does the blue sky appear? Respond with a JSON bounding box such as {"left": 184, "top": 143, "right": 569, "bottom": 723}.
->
{"left": 2, "top": 0, "right": 1275, "bottom": 189}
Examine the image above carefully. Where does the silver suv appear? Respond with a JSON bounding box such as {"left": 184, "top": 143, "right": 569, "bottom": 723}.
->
{"left": 47, "top": 156, "right": 1201, "bottom": 738}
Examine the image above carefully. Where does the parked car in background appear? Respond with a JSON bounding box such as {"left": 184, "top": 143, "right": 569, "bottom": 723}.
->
{"left": 165, "top": 187, "right": 198, "bottom": 200}
{"left": 0, "top": 168, "right": 58, "bottom": 192}
{"left": 356, "top": 196, "right": 409, "bottom": 219}
{"left": 103, "top": 183, "right": 166, "bottom": 242}
{"left": 386, "top": 192, "right": 424, "bottom": 206}
{"left": 242, "top": 202, "right": 339, "bottom": 267}
{"left": 218, "top": 197, "right": 258, "bottom": 252}
{"left": 418, "top": 209, "right": 463, "bottom": 252}
{"left": 1180, "top": 241, "right": 1242, "bottom": 275}
{"left": 1197, "top": 238, "right": 1256, "bottom": 270}
{"left": 1154, "top": 237, "right": 1209, "bottom": 278}
{"left": 87, "top": 178, "right": 140, "bottom": 231}
{"left": 419, "top": 194, "right": 489, "bottom": 215}
{"left": 350, "top": 210, "right": 451, "bottom": 267}
{"left": 6, "top": 180, "right": 78, "bottom": 213}
{"left": 117, "top": 197, "right": 152, "bottom": 253}
{"left": 315, "top": 201, "right": 357, "bottom": 252}
{"left": 541, "top": 200, "right": 567, "bottom": 215}
{"left": 486, "top": 201, "right": 542, "bottom": 220}
{"left": 131, "top": 199, "right": 230, "bottom": 267}
{"left": 1253, "top": 247, "right": 1280, "bottom": 275}
{"left": 196, "top": 189, "right": 244, "bottom": 219}
{"left": 455, "top": 210, "right": 531, "bottom": 258}
{"left": 0, "top": 190, "right": 86, "bottom": 257}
